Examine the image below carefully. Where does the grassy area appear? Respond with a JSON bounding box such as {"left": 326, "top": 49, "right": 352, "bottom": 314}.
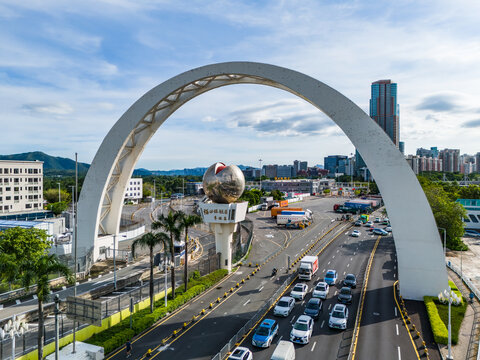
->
{"left": 424, "top": 280, "right": 467, "bottom": 345}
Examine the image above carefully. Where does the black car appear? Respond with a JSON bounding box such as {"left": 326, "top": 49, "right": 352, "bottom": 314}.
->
{"left": 338, "top": 287, "right": 353, "bottom": 304}
{"left": 343, "top": 274, "right": 357, "bottom": 288}
{"left": 304, "top": 298, "right": 323, "bottom": 320}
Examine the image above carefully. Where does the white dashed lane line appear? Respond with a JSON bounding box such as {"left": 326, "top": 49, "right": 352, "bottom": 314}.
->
{"left": 243, "top": 299, "right": 251, "bottom": 306}
{"left": 397, "top": 346, "right": 401, "bottom": 360}
{"left": 396, "top": 324, "right": 399, "bottom": 335}
{"left": 311, "top": 341, "right": 317, "bottom": 352}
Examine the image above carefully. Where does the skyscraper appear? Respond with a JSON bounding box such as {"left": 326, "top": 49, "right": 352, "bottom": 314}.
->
{"left": 370, "top": 79, "right": 400, "bottom": 146}
{"left": 355, "top": 79, "right": 400, "bottom": 176}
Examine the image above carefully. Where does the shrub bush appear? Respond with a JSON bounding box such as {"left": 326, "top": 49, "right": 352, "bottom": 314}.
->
{"left": 85, "top": 269, "right": 228, "bottom": 353}
{"left": 424, "top": 296, "right": 448, "bottom": 344}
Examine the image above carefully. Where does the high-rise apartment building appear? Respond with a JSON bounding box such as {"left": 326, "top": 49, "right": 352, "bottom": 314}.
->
{"left": 356, "top": 79, "right": 400, "bottom": 176}
{"left": 476, "top": 153, "right": 480, "bottom": 173}
{"left": 439, "top": 149, "right": 460, "bottom": 173}
{"left": 263, "top": 165, "right": 278, "bottom": 179}
{"left": 370, "top": 80, "right": 400, "bottom": 146}
{"left": 0, "top": 160, "right": 44, "bottom": 214}
{"left": 416, "top": 147, "right": 439, "bottom": 158}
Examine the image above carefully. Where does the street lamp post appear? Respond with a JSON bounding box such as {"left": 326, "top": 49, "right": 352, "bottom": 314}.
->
{"left": 57, "top": 182, "right": 61, "bottom": 202}
{"left": 113, "top": 234, "right": 127, "bottom": 290}
{"left": 439, "top": 227, "right": 447, "bottom": 259}
{"left": 445, "top": 288, "right": 454, "bottom": 360}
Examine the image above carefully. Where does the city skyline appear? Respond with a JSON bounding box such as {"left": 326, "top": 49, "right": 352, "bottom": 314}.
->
{"left": 2, "top": 1, "right": 480, "bottom": 169}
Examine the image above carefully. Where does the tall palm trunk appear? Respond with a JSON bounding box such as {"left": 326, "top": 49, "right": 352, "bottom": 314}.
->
{"left": 149, "top": 245, "right": 154, "bottom": 313}
{"left": 184, "top": 226, "right": 189, "bottom": 292}
{"left": 170, "top": 234, "right": 176, "bottom": 298}
{"left": 37, "top": 299, "right": 44, "bottom": 360}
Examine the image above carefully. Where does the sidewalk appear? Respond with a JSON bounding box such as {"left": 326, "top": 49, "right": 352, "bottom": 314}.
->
{"left": 444, "top": 236, "right": 480, "bottom": 359}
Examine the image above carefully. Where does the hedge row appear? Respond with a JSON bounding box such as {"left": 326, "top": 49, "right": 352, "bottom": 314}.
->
{"left": 86, "top": 269, "right": 228, "bottom": 354}
{"left": 424, "top": 296, "right": 448, "bottom": 344}
{"left": 424, "top": 280, "right": 467, "bottom": 345}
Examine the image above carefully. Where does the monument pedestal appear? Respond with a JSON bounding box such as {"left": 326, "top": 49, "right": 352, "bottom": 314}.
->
{"left": 199, "top": 201, "right": 248, "bottom": 272}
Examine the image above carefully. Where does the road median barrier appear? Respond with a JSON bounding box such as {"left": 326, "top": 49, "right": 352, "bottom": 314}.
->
{"left": 201, "top": 309, "right": 206, "bottom": 315}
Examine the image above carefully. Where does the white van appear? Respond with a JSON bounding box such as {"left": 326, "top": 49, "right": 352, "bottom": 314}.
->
{"left": 270, "top": 340, "right": 295, "bottom": 360}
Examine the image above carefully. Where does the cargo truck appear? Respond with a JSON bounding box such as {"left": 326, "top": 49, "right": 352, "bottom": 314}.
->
{"left": 260, "top": 196, "right": 275, "bottom": 210}
{"left": 277, "top": 214, "right": 307, "bottom": 225}
{"left": 271, "top": 207, "right": 303, "bottom": 217}
{"left": 298, "top": 255, "right": 318, "bottom": 280}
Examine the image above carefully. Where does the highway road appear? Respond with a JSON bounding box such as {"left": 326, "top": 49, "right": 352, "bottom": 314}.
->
{"left": 106, "top": 198, "right": 428, "bottom": 360}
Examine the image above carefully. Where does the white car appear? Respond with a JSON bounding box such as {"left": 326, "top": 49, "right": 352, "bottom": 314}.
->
{"left": 290, "top": 315, "right": 314, "bottom": 344}
{"left": 228, "top": 346, "right": 253, "bottom": 360}
{"left": 364, "top": 221, "right": 374, "bottom": 227}
{"left": 290, "top": 283, "right": 309, "bottom": 300}
{"left": 374, "top": 217, "right": 381, "bottom": 223}
{"left": 351, "top": 230, "right": 360, "bottom": 237}
{"left": 384, "top": 226, "right": 392, "bottom": 232}
{"left": 274, "top": 296, "right": 295, "bottom": 317}
{"left": 329, "top": 304, "right": 349, "bottom": 330}
{"left": 312, "top": 281, "right": 329, "bottom": 299}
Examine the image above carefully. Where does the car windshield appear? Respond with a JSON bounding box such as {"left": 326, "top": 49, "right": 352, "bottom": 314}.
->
{"left": 326, "top": 273, "right": 334, "bottom": 278}
{"left": 316, "top": 284, "right": 326, "bottom": 291}
{"left": 340, "top": 288, "right": 351, "bottom": 295}
{"left": 346, "top": 275, "right": 355, "bottom": 281}
{"left": 231, "top": 349, "right": 243, "bottom": 356}
{"left": 294, "top": 322, "right": 309, "bottom": 331}
{"left": 332, "top": 310, "right": 345, "bottom": 318}
{"left": 306, "top": 302, "right": 318, "bottom": 309}
{"left": 293, "top": 285, "right": 303, "bottom": 291}
{"left": 256, "top": 326, "right": 269, "bottom": 336}
{"left": 277, "top": 300, "right": 289, "bottom": 307}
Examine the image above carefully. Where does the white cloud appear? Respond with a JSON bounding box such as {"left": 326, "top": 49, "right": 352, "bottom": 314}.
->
{"left": 1, "top": 0, "right": 480, "bottom": 168}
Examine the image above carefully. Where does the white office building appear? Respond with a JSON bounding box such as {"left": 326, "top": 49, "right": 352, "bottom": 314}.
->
{"left": 0, "top": 160, "right": 43, "bottom": 214}
{"left": 125, "top": 178, "right": 143, "bottom": 204}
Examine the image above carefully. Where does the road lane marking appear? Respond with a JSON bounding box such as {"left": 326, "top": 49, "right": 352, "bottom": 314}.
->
{"left": 320, "top": 320, "right": 325, "bottom": 328}
{"left": 243, "top": 299, "right": 251, "bottom": 306}
{"left": 311, "top": 341, "right": 317, "bottom": 351}
{"left": 394, "top": 307, "right": 397, "bottom": 317}
{"left": 347, "top": 264, "right": 350, "bottom": 267}
{"left": 295, "top": 253, "right": 299, "bottom": 258}
{"left": 322, "top": 269, "right": 325, "bottom": 272}
{"left": 396, "top": 324, "right": 399, "bottom": 335}
{"left": 397, "top": 346, "right": 401, "bottom": 360}
{"left": 332, "top": 255, "right": 335, "bottom": 259}
{"left": 258, "top": 286, "right": 264, "bottom": 292}
{"left": 290, "top": 315, "right": 296, "bottom": 323}
{"left": 278, "top": 336, "right": 283, "bottom": 342}
{"left": 328, "top": 261, "right": 331, "bottom": 265}
{"left": 328, "top": 304, "right": 332, "bottom": 310}
{"left": 337, "top": 249, "right": 339, "bottom": 253}
{"left": 350, "top": 257, "right": 353, "bottom": 261}
{"left": 343, "top": 272, "right": 346, "bottom": 275}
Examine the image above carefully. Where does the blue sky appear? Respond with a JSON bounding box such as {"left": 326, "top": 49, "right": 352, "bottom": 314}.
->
{"left": 2, "top": 0, "right": 480, "bottom": 170}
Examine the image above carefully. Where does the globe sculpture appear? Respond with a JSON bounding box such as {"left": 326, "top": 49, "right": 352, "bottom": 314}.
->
{"left": 203, "top": 162, "right": 245, "bottom": 204}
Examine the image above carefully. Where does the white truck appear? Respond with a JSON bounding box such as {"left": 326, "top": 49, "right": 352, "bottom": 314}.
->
{"left": 298, "top": 255, "right": 318, "bottom": 281}
{"left": 261, "top": 196, "right": 275, "bottom": 210}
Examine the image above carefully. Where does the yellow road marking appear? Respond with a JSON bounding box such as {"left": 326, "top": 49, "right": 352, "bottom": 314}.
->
{"left": 393, "top": 280, "right": 421, "bottom": 359}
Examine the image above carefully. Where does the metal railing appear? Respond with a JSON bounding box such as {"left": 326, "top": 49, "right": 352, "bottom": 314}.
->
{"left": 212, "top": 273, "right": 295, "bottom": 360}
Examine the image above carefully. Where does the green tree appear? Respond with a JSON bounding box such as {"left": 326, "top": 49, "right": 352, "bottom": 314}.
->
{"left": 323, "top": 188, "right": 331, "bottom": 195}
{"left": 368, "top": 181, "right": 379, "bottom": 195}
{"left": 47, "top": 201, "right": 69, "bottom": 215}
{"left": 270, "top": 190, "right": 284, "bottom": 201}
{"left": 21, "top": 254, "right": 74, "bottom": 360}
{"left": 422, "top": 182, "right": 467, "bottom": 250}
{"left": 43, "top": 188, "right": 71, "bottom": 204}
{"left": 177, "top": 211, "right": 203, "bottom": 292}
{"left": 152, "top": 211, "right": 182, "bottom": 298}
{"left": 131, "top": 232, "right": 168, "bottom": 313}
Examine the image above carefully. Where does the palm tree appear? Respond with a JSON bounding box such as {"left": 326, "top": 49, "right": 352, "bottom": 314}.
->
{"left": 152, "top": 211, "right": 182, "bottom": 298}
{"left": 177, "top": 211, "right": 203, "bottom": 292}
{"left": 21, "top": 254, "right": 74, "bottom": 360}
{"left": 131, "top": 232, "right": 169, "bottom": 313}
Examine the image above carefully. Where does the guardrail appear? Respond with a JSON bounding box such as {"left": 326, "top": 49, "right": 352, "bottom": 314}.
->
{"left": 211, "top": 273, "right": 296, "bottom": 360}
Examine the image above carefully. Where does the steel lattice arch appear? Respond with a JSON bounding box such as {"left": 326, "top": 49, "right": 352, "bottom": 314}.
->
{"left": 77, "top": 62, "right": 447, "bottom": 300}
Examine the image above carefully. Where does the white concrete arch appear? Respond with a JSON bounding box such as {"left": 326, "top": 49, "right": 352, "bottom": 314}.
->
{"left": 77, "top": 62, "right": 447, "bottom": 299}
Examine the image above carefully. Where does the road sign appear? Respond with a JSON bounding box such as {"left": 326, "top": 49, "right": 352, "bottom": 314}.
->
{"left": 66, "top": 296, "right": 102, "bottom": 327}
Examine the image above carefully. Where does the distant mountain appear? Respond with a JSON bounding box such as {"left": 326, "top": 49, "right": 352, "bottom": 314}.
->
{"left": 0, "top": 152, "right": 254, "bottom": 177}
{"left": 0, "top": 151, "right": 90, "bottom": 174}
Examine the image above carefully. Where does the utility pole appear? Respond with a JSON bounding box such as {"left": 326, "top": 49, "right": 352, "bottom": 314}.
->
{"left": 259, "top": 159, "right": 263, "bottom": 192}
